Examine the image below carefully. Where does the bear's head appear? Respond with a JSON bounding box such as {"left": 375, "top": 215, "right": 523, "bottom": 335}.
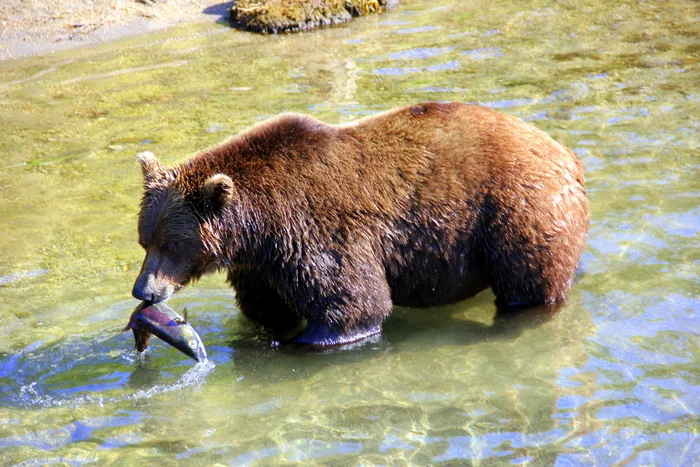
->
{"left": 132, "top": 152, "right": 234, "bottom": 303}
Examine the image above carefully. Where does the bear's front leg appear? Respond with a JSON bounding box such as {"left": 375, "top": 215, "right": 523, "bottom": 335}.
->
{"left": 292, "top": 321, "right": 383, "bottom": 347}
{"left": 289, "top": 255, "right": 393, "bottom": 348}
{"left": 229, "top": 270, "right": 305, "bottom": 339}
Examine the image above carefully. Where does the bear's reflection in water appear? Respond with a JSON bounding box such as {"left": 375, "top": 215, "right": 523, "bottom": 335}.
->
{"left": 221, "top": 292, "right": 589, "bottom": 383}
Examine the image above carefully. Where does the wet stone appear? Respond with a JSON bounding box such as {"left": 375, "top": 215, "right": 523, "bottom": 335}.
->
{"left": 230, "top": 0, "right": 399, "bottom": 34}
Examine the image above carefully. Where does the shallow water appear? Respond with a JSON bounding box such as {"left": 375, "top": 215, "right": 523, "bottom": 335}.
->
{"left": 0, "top": 0, "right": 698, "bottom": 464}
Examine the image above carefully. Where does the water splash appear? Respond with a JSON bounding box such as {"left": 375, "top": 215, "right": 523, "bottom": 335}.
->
{"left": 15, "top": 359, "right": 216, "bottom": 409}
{"left": 125, "top": 359, "right": 216, "bottom": 402}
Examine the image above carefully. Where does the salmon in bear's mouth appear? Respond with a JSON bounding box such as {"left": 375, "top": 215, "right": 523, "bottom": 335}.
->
{"left": 123, "top": 302, "right": 207, "bottom": 362}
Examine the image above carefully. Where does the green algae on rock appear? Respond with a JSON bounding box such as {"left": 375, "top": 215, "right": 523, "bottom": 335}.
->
{"left": 230, "top": 0, "right": 399, "bottom": 34}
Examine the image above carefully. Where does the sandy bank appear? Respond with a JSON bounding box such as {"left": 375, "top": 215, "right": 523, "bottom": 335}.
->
{"left": 0, "top": 0, "right": 232, "bottom": 61}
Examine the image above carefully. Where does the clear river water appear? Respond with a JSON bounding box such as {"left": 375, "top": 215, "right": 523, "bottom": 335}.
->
{"left": 0, "top": 0, "right": 698, "bottom": 465}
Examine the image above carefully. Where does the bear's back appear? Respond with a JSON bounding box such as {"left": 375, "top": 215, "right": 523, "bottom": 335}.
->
{"left": 189, "top": 102, "right": 585, "bottom": 230}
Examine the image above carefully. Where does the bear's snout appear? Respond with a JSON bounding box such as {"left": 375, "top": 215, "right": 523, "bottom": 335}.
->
{"left": 132, "top": 272, "right": 175, "bottom": 303}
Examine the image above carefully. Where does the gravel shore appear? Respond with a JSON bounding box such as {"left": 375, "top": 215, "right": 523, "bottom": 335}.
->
{"left": 0, "top": 0, "right": 232, "bottom": 61}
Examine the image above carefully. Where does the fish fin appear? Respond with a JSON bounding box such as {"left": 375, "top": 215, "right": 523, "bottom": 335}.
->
{"left": 121, "top": 323, "right": 133, "bottom": 333}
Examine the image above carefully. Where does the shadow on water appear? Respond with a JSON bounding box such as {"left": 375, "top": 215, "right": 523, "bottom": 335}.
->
{"left": 188, "top": 294, "right": 580, "bottom": 387}
{"left": 202, "top": 2, "right": 236, "bottom": 24}
{"left": 384, "top": 300, "right": 565, "bottom": 347}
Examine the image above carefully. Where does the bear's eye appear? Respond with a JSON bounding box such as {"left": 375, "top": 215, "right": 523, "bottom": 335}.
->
{"left": 163, "top": 242, "right": 180, "bottom": 253}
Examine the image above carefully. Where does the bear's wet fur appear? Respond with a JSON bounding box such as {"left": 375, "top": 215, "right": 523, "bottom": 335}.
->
{"left": 132, "top": 102, "right": 590, "bottom": 347}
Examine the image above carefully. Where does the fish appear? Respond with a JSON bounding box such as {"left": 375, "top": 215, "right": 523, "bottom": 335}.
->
{"left": 123, "top": 302, "right": 207, "bottom": 361}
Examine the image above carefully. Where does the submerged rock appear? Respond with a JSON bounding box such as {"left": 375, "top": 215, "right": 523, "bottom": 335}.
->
{"left": 230, "top": 0, "right": 399, "bottom": 34}
{"left": 0, "top": 269, "right": 48, "bottom": 286}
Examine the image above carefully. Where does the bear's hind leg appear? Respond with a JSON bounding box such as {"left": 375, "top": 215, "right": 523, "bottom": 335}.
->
{"left": 485, "top": 207, "right": 588, "bottom": 308}
{"left": 488, "top": 252, "right": 569, "bottom": 307}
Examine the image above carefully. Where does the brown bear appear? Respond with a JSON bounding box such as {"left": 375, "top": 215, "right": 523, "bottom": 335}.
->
{"left": 132, "top": 102, "right": 590, "bottom": 347}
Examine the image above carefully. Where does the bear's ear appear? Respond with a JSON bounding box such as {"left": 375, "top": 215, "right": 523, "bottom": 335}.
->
{"left": 136, "top": 152, "right": 166, "bottom": 186}
{"left": 201, "top": 173, "right": 233, "bottom": 215}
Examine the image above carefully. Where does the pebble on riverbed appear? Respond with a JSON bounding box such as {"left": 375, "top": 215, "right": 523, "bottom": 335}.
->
{"left": 230, "top": 0, "right": 399, "bottom": 34}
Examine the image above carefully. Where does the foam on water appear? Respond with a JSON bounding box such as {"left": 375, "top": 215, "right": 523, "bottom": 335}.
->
{"left": 15, "top": 359, "right": 216, "bottom": 409}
